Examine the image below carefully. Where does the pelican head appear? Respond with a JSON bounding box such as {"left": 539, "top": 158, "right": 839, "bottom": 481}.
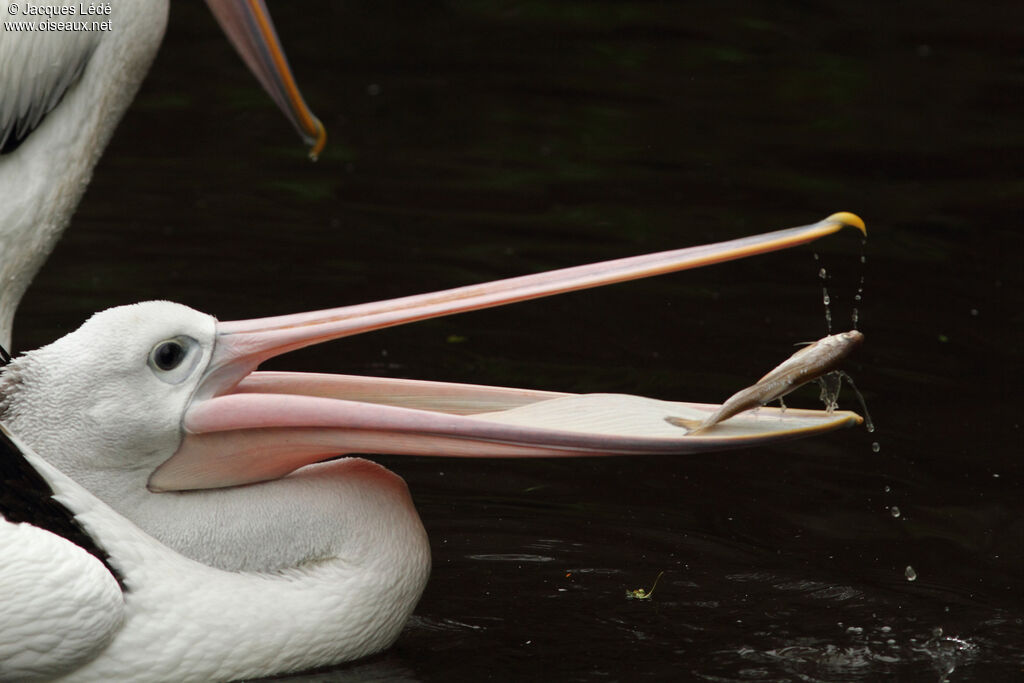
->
{"left": 0, "top": 302, "right": 215, "bottom": 495}
{"left": 1, "top": 300, "right": 430, "bottom": 576}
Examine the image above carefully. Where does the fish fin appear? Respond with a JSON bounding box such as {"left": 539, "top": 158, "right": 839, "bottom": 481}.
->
{"left": 665, "top": 416, "right": 706, "bottom": 435}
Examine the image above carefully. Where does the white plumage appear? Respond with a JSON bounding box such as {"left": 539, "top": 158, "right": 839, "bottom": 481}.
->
{"left": 0, "top": 425, "right": 429, "bottom": 682}
{"left": 0, "top": 0, "right": 169, "bottom": 349}
{"left": 0, "top": 517, "right": 123, "bottom": 681}
{"left": 0, "top": 2, "right": 101, "bottom": 148}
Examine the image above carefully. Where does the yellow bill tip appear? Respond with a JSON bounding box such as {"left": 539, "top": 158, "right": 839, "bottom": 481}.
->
{"left": 825, "top": 211, "right": 866, "bottom": 235}
{"left": 307, "top": 118, "right": 327, "bottom": 161}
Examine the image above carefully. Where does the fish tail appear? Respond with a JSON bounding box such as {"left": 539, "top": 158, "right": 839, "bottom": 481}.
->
{"left": 665, "top": 416, "right": 705, "bottom": 435}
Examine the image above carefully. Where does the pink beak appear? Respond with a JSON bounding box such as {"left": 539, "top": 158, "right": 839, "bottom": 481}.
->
{"left": 149, "top": 213, "right": 866, "bottom": 492}
{"left": 205, "top": 0, "right": 327, "bottom": 159}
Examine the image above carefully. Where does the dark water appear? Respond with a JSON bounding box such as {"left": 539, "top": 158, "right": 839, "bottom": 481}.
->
{"left": 18, "top": 2, "right": 1024, "bottom": 681}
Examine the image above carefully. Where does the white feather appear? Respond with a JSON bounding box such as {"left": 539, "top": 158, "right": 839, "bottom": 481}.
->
{"left": 1, "top": 423, "right": 430, "bottom": 683}
{"left": 0, "top": 518, "right": 123, "bottom": 681}
{"left": 0, "top": 1, "right": 168, "bottom": 349}
{"left": 0, "top": 1, "right": 101, "bottom": 147}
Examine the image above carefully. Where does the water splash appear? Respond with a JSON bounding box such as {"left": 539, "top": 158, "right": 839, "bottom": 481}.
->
{"left": 818, "top": 264, "right": 832, "bottom": 333}
{"left": 734, "top": 619, "right": 982, "bottom": 683}
{"left": 853, "top": 238, "right": 867, "bottom": 330}
{"left": 817, "top": 370, "right": 874, "bottom": 433}
{"left": 818, "top": 372, "right": 842, "bottom": 412}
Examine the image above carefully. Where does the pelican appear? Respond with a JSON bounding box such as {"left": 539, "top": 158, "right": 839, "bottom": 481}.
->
{"left": 0, "top": 213, "right": 864, "bottom": 681}
{"left": 0, "top": 0, "right": 325, "bottom": 349}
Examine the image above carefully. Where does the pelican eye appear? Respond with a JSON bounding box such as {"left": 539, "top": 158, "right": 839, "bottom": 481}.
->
{"left": 153, "top": 340, "right": 185, "bottom": 370}
{"left": 148, "top": 336, "right": 201, "bottom": 384}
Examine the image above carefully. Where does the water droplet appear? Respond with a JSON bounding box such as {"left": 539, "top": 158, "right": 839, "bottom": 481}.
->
{"left": 890, "top": 506, "right": 901, "bottom": 518}
{"left": 932, "top": 626, "right": 944, "bottom": 638}
{"left": 884, "top": 485, "right": 891, "bottom": 493}
{"left": 823, "top": 294, "right": 831, "bottom": 305}
{"left": 854, "top": 293, "right": 862, "bottom": 302}
{"left": 813, "top": 253, "right": 820, "bottom": 261}
{"left": 970, "top": 308, "right": 978, "bottom": 317}
{"left": 851, "top": 309, "right": 859, "bottom": 326}
{"left": 860, "top": 255, "right": 866, "bottom": 264}
{"left": 818, "top": 267, "right": 827, "bottom": 279}
{"left": 846, "top": 626, "right": 863, "bottom": 634}
{"left": 872, "top": 441, "right": 881, "bottom": 452}
{"left": 905, "top": 565, "right": 918, "bottom": 581}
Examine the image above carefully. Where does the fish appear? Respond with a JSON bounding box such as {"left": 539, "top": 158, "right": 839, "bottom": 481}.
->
{"left": 667, "top": 330, "right": 864, "bottom": 435}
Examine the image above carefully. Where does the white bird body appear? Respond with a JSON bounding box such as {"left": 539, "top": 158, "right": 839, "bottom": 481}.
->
{"left": 0, "top": 0, "right": 169, "bottom": 348}
{"left": 0, "top": 425, "right": 429, "bottom": 682}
